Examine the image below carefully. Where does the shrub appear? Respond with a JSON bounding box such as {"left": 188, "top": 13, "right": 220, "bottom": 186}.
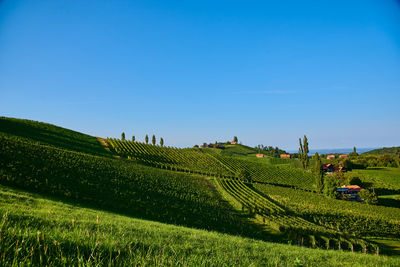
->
{"left": 348, "top": 177, "right": 363, "bottom": 187}
{"left": 359, "top": 189, "right": 378, "bottom": 205}
{"left": 237, "top": 169, "right": 252, "bottom": 183}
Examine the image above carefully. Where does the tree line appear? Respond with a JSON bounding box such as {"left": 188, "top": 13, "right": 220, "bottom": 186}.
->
{"left": 121, "top": 132, "right": 164, "bottom": 146}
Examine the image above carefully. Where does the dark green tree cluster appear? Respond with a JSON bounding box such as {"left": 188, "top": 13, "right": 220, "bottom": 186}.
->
{"left": 233, "top": 136, "right": 238, "bottom": 143}
{"left": 237, "top": 169, "right": 252, "bottom": 183}
{"left": 298, "top": 135, "right": 309, "bottom": 169}
{"left": 349, "top": 146, "right": 358, "bottom": 157}
{"left": 359, "top": 189, "right": 378, "bottom": 205}
{"left": 323, "top": 176, "right": 339, "bottom": 198}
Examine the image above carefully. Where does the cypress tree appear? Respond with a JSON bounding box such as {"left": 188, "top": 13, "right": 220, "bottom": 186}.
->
{"left": 314, "top": 152, "right": 324, "bottom": 193}
{"left": 152, "top": 135, "right": 156, "bottom": 145}
{"left": 160, "top": 138, "right": 164, "bottom": 147}
{"left": 304, "top": 135, "right": 309, "bottom": 168}
{"left": 298, "top": 135, "right": 309, "bottom": 169}
{"left": 132, "top": 135, "right": 135, "bottom": 142}
{"left": 233, "top": 136, "right": 238, "bottom": 143}
{"left": 145, "top": 134, "right": 149, "bottom": 144}
{"left": 121, "top": 132, "right": 125, "bottom": 141}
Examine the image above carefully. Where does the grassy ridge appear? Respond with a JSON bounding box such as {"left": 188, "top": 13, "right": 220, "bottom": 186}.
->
{"left": 363, "top": 147, "right": 400, "bottom": 155}
{"left": 0, "top": 136, "right": 259, "bottom": 237}
{"left": 1, "top": 185, "right": 399, "bottom": 266}
{"left": 0, "top": 117, "right": 111, "bottom": 157}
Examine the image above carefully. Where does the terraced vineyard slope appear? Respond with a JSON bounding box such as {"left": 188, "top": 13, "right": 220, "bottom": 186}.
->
{"left": 216, "top": 179, "right": 377, "bottom": 253}
{"left": 106, "top": 138, "right": 233, "bottom": 177}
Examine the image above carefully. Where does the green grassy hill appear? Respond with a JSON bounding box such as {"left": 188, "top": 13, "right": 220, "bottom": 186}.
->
{"left": 1, "top": 117, "right": 400, "bottom": 265}
{"left": 0, "top": 117, "right": 111, "bottom": 157}
{"left": 363, "top": 147, "right": 400, "bottom": 155}
{"left": 1, "top": 185, "right": 399, "bottom": 266}
{"left": 0, "top": 135, "right": 259, "bottom": 237}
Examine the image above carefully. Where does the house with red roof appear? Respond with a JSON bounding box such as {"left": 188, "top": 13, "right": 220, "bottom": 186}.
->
{"left": 327, "top": 154, "right": 336, "bottom": 159}
{"left": 322, "top": 163, "right": 343, "bottom": 173}
{"left": 336, "top": 185, "right": 362, "bottom": 200}
{"left": 280, "top": 154, "right": 291, "bottom": 159}
{"left": 339, "top": 154, "right": 348, "bottom": 158}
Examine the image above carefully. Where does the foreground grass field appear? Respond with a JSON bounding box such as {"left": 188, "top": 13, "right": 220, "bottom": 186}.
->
{"left": 1, "top": 185, "right": 399, "bottom": 266}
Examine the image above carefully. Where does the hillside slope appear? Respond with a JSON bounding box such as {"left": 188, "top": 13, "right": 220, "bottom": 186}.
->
{"left": 0, "top": 135, "right": 260, "bottom": 237}
{"left": 363, "top": 147, "right": 400, "bottom": 155}
{"left": 1, "top": 185, "right": 398, "bottom": 266}
{"left": 0, "top": 117, "right": 111, "bottom": 157}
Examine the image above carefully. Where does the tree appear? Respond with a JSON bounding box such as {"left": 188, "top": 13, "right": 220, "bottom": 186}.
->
{"left": 323, "top": 176, "right": 338, "bottom": 198}
{"left": 350, "top": 146, "right": 358, "bottom": 157}
{"left": 160, "top": 138, "right": 164, "bottom": 147}
{"left": 314, "top": 152, "right": 324, "bottom": 193}
{"left": 233, "top": 136, "right": 238, "bottom": 143}
{"left": 348, "top": 176, "right": 363, "bottom": 187}
{"left": 237, "top": 169, "right": 252, "bottom": 183}
{"left": 359, "top": 189, "right": 378, "bottom": 205}
{"left": 152, "top": 135, "right": 156, "bottom": 145}
{"left": 341, "top": 159, "right": 353, "bottom": 171}
{"left": 121, "top": 132, "right": 125, "bottom": 141}
{"left": 298, "top": 135, "right": 309, "bottom": 169}
{"left": 145, "top": 134, "right": 149, "bottom": 144}
{"left": 132, "top": 135, "right": 135, "bottom": 142}
{"left": 274, "top": 147, "right": 280, "bottom": 158}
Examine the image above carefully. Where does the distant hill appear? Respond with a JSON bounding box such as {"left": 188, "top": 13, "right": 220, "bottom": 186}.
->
{"left": 217, "top": 144, "right": 286, "bottom": 157}
{"left": 288, "top": 147, "right": 379, "bottom": 155}
{"left": 363, "top": 147, "right": 400, "bottom": 155}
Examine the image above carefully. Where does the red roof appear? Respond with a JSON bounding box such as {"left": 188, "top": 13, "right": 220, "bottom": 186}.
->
{"left": 256, "top": 154, "right": 264, "bottom": 158}
{"left": 341, "top": 185, "right": 362, "bottom": 192}
{"left": 339, "top": 154, "right": 348, "bottom": 158}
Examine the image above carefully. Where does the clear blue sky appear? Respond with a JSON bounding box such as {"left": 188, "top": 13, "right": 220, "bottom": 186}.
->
{"left": 1, "top": 0, "right": 399, "bottom": 150}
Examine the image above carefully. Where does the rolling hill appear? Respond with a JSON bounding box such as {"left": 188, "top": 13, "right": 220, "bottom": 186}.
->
{"left": 0, "top": 116, "right": 399, "bottom": 265}
{"left": 363, "top": 147, "right": 400, "bottom": 155}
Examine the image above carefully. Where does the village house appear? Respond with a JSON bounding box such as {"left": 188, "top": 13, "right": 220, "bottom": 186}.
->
{"left": 322, "top": 163, "right": 343, "bottom": 173}
{"left": 336, "top": 185, "right": 362, "bottom": 200}
{"left": 339, "top": 154, "right": 348, "bottom": 158}
{"left": 327, "top": 154, "right": 336, "bottom": 159}
{"left": 230, "top": 141, "right": 237, "bottom": 145}
{"left": 256, "top": 154, "right": 264, "bottom": 158}
{"left": 280, "top": 154, "right": 291, "bottom": 159}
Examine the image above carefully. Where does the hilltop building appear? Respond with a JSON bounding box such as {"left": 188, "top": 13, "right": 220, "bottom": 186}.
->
{"left": 327, "top": 154, "right": 336, "bottom": 159}
{"left": 280, "top": 154, "right": 291, "bottom": 159}
{"left": 339, "top": 154, "right": 348, "bottom": 158}
{"left": 256, "top": 154, "right": 264, "bottom": 158}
